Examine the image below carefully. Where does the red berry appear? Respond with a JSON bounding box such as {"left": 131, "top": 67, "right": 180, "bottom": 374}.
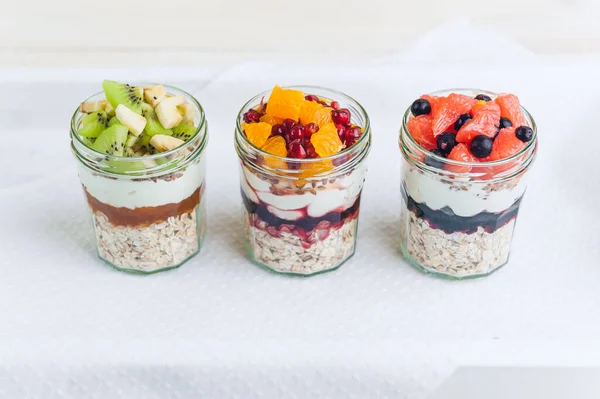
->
{"left": 305, "top": 94, "right": 319, "bottom": 102}
{"left": 288, "top": 140, "right": 307, "bottom": 159}
{"left": 243, "top": 109, "right": 261, "bottom": 123}
{"left": 289, "top": 124, "right": 305, "bottom": 141}
{"left": 283, "top": 118, "right": 296, "bottom": 132}
{"left": 304, "top": 123, "right": 319, "bottom": 137}
{"left": 332, "top": 108, "right": 351, "bottom": 125}
{"left": 335, "top": 123, "right": 347, "bottom": 141}
{"left": 330, "top": 101, "right": 340, "bottom": 110}
{"left": 271, "top": 124, "right": 285, "bottom": 136}
{"left": 344, "top": 126, "right": 362, "bottom": 146}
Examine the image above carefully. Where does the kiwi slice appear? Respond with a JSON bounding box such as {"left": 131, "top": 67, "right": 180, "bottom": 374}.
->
{"left": 78, "top": 111, "right": 109, "bottom": 138}
{"left": 80, "top": 136, "right": 95, "bottom": 147}
{"left": 108, "top": 116, "right": 119, "bottom": 126}
{"left": 172, "top": 122, "right": 197, "bottom": 141}
{"left": 92, "top": 124, "right": 128, "bottom": 157}
{"left": 102, "top": 80, "right": 144, "bottom": 114}
{"left": 125, "top": 133, "right": 141, "bottom": 148}
{"left": 141, "top": 103, "right": 172, "bottom": 137}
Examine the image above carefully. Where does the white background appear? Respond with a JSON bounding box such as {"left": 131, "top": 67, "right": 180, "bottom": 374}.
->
{"left": 3, "top": 0, "right": 600, "bottom": 67}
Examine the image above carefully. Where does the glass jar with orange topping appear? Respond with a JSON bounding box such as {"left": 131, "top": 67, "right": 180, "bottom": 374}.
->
{"left": 234, "top": 86, "right": 371, "bottom": 276}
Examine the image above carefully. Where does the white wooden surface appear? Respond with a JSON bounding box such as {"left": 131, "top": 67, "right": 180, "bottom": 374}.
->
{"left": 2, "top": 0, "right": 600, "bottom": 67}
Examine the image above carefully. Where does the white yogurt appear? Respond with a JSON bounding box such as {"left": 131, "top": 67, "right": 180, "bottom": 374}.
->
{"left": 241, "top": 164, "right": 366, "bottom": 220}
{"left": 78, "top": 158, "right": 206, "bottom": 209}
{"left": 403, "top": 167, "right": 528, "bottom": 217}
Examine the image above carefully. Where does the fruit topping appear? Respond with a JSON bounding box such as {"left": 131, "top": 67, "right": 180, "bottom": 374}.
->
{"left": 455, "top": 108, "right": 498, "bottom": 143}
{"left": 454, "top": 113, "right": 472, "bottom": 131}
{"left": 489, "top": 127, "right": 525, "bottom": 161}
{"left": 431, "top": 93, "right": 477, "bottom": 136}
{"left": 243, "top": 108, "right": 262, "bottom": 123}
{"left": 242, "top": 122, "right": 272, "bottom": 148}
{"left": 436, "top": 132, "right": 457, "bottom": 155}
{"left": 172, "top": 123, "right": 197, "bottom": 141}
{"left": 515, "top": 126, "right": 534, "bottom": 142}
{"left": 299, "top": 100, "right": 333, "bottom": 126}
{"left": 494, "top": 94, "right": 525, "bottom": 127}
{"left": 116, "top": 104, "right": 147, "bottom": 136}
{"left": 475, "top": 94, "right": 492, "bottom": 102}
{"left": 310, "top": 122, "right": 344, "bottom": 157}
{"left": 102, "top": 80, "right": 143, "bottom": 114}
{"left": 155, "top": 96, "right": 185, "bottom": 129}
{"left": 288, "top": 140, "right": 307, "bottom": 159}
{"left": 144, "top": 85, "right": 167, "bottom": 108}
{"left": 470, "top": 135, "right": 493, "bottom": 158}
{"left": 499, "top": 117, "right": 512, "bottom": 129}
{"left": 141, "top": 103, "right": 172, "bottom": 137}
{"left": 150, "top": 134, "right": 185, "bottom": 152}
{"left": 407, "top": 115, "right": 436, "bottom": 150}
{"left": 331, "top": 108, "right": 351, "bottom": 125}
{"left": 261, "top": 136, "right": 287, "bottom": 157}
{"left": 411, "top": 98, "right": 432, "bottom": 116}
{"left": 92, "top": 124, "right": 128, "bottom": 156}
{"left": 78, "top": 111, "right": 109, "bottom": 138}
{"left": 446, "top": 143, "right": 476, "bottom": 173}
{"left": 265, "top": 85, "right": 304, "bottom": 120}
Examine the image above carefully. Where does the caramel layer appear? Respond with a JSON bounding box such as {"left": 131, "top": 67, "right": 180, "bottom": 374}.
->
{"left": 84, "top": 185, "right": 202, "bottom": 227}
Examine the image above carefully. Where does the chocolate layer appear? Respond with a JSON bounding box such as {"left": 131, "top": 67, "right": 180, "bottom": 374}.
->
{"left": 84, "top": 185, "right": 202, "bottom": 227}
{"left": 242, "top": 190, "right": 361, "bottom": 232}
{"left": 401, "top": 185, "right": 521, "bottom": 234}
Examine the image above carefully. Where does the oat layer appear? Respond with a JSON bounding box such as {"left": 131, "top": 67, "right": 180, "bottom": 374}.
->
{"left": 94, "top": 210, "right": 202, "bottom": 273}
{"left": 400, "top": 209, "right": 515, "bottom": 278}
{"left": 244, "top": 211, "right": 358, "bottom": 275}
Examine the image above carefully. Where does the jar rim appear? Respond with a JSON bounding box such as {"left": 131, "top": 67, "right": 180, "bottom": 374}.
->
{"left": 70, "top": 83, "right": 208, "bottom": 163}
{"left": 234, "top": 85, "right": 371, "bottom": 164}
{"left": 399, "top": 88, "right": 538, "bottom": 168}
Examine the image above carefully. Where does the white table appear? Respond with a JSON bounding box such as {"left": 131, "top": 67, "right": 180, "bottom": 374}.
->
{"left": 1, "top": 58, "right": 599, "bottom": 398}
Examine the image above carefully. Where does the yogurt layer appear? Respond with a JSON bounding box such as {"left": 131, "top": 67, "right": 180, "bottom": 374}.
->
{"left": 78, "top": 158, "right": 206, "bottom": 209}
{"left": 241, "top": 164, "right": 366, "bottom": 219}
{"left": 403, "top": 166, "right": 528, "bottom": 217}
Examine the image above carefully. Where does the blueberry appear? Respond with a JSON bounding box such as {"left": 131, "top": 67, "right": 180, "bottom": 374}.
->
{"left": 436, "top": 132, "right": 457, "bottom": 155}
{"left": 498, "top": 117, "right": 512, "bottom": 129}
{"left": 475, "top": 94, "right": 492, "bottom": 102}
{"left": 470, "top": 135, "right": 493, "bottom": 158}
{"left": 515, "top": 126, "right": 534, "bottom": 142}
{"left": 424, "top": 149, "right": 445, "bottom": 169}
{"left": 454, "top": 113, "right": 472, "bottom": 131}
{"left": 410, "top": 99, "right": 431, "bottom": 116}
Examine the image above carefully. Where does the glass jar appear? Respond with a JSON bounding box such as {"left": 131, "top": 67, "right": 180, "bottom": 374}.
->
{"left": 398, "top": 89, "right": 538, "bottom": 279}
{"left": 235, "top": 86, "right": 372, "bottom": 276}
{"left": 70, "top": 85, "right": 208, "bottom": 274}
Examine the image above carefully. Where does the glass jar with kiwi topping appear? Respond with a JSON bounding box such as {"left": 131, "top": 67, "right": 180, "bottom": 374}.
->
{"left": 70, "top": 81, "right": 208, "bottom": 274}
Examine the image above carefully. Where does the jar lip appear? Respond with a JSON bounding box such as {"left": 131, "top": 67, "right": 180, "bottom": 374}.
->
{"left": 70, "top": 83, "right": 208, "bottom": 162}
{"left": 400, "top": 88, "right": 538, "bottom": 168}
{"left": 235, "top": 85, "right": 371, "bottom": 163}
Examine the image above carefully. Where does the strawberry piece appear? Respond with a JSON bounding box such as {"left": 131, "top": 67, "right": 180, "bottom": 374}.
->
{"left": 446, "top": 143, "right": 476, "bottom": 173}
{"left": 407, "top": 115, "right": 436, "bottom": 150}
{"left": 432, "top": 93, "right": 477, "bottom": 137}
{"left": 494, "top": 94, "right": 525, "bottom": 127}
{"left": 489, "top": 127, "right": 525, "bottom": 161}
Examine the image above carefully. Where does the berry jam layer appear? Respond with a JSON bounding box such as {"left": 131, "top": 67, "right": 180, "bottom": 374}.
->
{"left": 242, "top": 190, "right": 361, "bottom": 235}
{"left": 401, "top": 184, "right": 521, "bottom": 234}
{"left": 84, "top": 184, "right": 203, "bottom": 227}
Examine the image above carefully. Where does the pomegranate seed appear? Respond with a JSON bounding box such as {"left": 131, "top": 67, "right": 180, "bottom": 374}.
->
{"left": 304, "top": 123, "right": 319, "bottom": 137}
{"left": 283, "top": 118, "right": 296, "bottom": 132}
{"left": 345, "top": 125, "right": 362, "bottom": 146}
{"left": 330, "top": 101, "right": 340, "bottom": 110}
{"left": 305, "top": 94, "right": 319, "bottom": 102}
{"left": 271, "top": 124, "right": 285, "bottom": 136}
{"left": 243, "top": 109, "right": 261, "bottom": 123}
{"left": 335, "top": 123, "right": 347, "bottom": 140}
{"left": 304, "top": 141, "right": 318, "bottom": 158}
{"left": 332, "top": 108, "right": 351, "bottom": 125}
{"left": 289, "top": 124, "right": 305, "bottom": 141}
{"left": 318, "top": 101, "right": 329, "bottom": 107}
{"left": 288, "top": 140, "right": 307, "bottom": 159}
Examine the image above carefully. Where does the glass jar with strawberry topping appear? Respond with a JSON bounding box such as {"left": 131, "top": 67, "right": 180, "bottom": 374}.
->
{"left": 399, "top": 89, "right": 538, "bottom": 279}
{"left": 235, "top": 86, "right": 371, "bottom": 276}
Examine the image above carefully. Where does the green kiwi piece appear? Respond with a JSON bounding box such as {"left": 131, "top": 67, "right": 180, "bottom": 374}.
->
{"left": 172, "top": 122, "right": 197, "bottom": 141}
{"left": 125, "top": 133, "right": 141, "bottom": 148}
{"left": 80, "top": 136, "right": 95, "bottom": 147}
{"left": 92, "top": 124, "right": 128, "bottom": 157}
{"left": 78, "top": 111, "right": 109, "bottom": 138}
{"left": 108, "top": 116, "right": 119, "bottom": 126}
{"left": 102, "top": 80, "right": 144, "bottom": 114}
{"left": 141, "top": 103, "right": 173, "bottom": 137}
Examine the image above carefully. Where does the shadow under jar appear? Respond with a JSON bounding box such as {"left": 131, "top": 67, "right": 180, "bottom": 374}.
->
{"left": 70, "top": 85, "right": 208, "bottom": 274}
{"left": 399, "top": 89, "right": 538, "bottom": 279}
{"left": 235, "top": 86, "right": 372, "bottom": 276}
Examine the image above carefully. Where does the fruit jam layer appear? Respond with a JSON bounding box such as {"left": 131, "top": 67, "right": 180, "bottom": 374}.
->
{"left": 84, "top": 185, "right": 202, "bottom": 227}
{"left": 242, "top": 190, "right": 360, "bottom": 233}
{"left": 401, "top": 185, "right": 521, "bottom": 234}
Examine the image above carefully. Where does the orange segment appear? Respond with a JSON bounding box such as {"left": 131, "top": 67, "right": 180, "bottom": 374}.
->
{"left": 242, "top": 122, "right": 272, "bottom": 148}
{"left": 299, "top": 100, "right": 333, "bottom": 126}
{"left": 260, "top": 114, "right": 283, "bottom": 125}
{"left": 261, "top": 136, "right": 287, "bottom": 157}
{"left": 265, "top": 85, "right": 304, "bottom": 120}
{"left": 310, "top": 122, "right": 344, "bottom": 157}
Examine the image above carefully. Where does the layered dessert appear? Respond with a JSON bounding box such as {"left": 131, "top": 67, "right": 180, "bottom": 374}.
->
{"left": 71, "top": 80, "right": 207, "bottom": 273}
{"left": 399, "top": 90, "right": 537, "bottom": 278}
{"left": 236, "top": 86, "right": 371, "bottom": 275}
